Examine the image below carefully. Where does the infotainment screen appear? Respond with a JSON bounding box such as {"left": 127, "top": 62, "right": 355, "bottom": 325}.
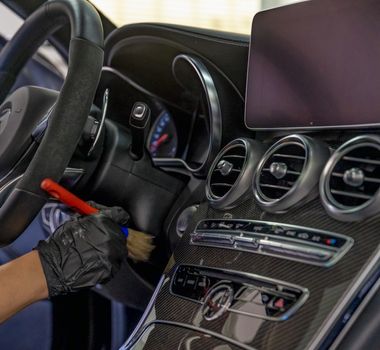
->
{"left": 245, "top": 0, "right": 380, "bottom": 130}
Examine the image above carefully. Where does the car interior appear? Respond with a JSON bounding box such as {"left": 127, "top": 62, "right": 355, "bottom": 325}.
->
{"left": 0, "top": 0, "right": 380, "bottom": 349}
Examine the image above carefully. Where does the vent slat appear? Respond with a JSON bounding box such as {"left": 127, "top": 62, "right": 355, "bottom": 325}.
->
{"left": 260, "top": 183, "right": 292, "bottom": 191}
{"left": 330, "top": 189, "right": 372, "bottom": 200}
{"left": 272, "top": 153, "right": 306, "bottom": 160}
{"left": 213, "top": 168, "right": 241, "bottom": 173}
{"left": 211, "top": 183, "right": 234, "bottom": 188}
{"left": 342, "top": 156, "right": 380, "bottom": 166}
{"left": 331, "top": 172, "right": 343, "bottom": 178}
{"left": 263, "top": 168, "right": 301, "bottom": 176}
{"left": 222, "top": 155, "right": 246, "bottom": 159}
{"left": 332, "top": 172, "right": 380, "bottom": 184}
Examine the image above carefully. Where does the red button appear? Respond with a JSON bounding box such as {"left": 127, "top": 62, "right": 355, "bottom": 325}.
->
{"left": 274, "top": 298, "right": 285, "bottom": 309}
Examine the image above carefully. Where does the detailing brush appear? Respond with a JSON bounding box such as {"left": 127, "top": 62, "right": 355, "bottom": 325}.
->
{"left": 40, "top": 178, "right": 154, "bottom": 262}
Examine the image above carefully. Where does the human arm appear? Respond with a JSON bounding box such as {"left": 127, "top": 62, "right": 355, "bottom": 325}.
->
{"left": 0, "top": 251, "right": 48, "bottom": 324}
{"left": 0, "top": 205, "right": 129, "bottom": 324}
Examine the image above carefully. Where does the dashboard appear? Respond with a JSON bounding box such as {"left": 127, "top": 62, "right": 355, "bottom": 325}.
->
{"left": 86, "top": 1, "right": 380, "bottom": 349}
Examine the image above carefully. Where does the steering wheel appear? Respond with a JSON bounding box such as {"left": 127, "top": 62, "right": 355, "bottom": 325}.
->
{"left": 0, "top": 0, "right": 103, "bottom": 246}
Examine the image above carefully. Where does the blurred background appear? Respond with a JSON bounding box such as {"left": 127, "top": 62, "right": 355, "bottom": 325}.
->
{"left": 91, "top": 0, "right": 305, "bottom": 34}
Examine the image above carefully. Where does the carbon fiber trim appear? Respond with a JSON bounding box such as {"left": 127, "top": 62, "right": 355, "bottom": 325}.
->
{"left": 129, "top": 197, "right": 380, "bottom": 349}
{"left": 127, "top": 321, "right": 252, "bottom": 349}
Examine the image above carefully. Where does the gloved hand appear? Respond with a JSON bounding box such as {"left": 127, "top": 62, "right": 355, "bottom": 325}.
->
{"left": 35, "top": 205, "right": 129, "bottom": 297}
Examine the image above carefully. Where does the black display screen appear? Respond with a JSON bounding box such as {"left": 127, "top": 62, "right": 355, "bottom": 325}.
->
{"left": 245, "top": 0, "right": 380, "bottom": 130}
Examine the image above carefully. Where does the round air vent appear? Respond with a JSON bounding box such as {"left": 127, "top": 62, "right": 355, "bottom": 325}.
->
{"left": 320, "top": 135, "right": 380, "bottom": 221}
{"left": 254, "top": 134, "right": 330, "bottom": 213}
{"left": 206, "top": 138, "right": 265, "bottom": 209}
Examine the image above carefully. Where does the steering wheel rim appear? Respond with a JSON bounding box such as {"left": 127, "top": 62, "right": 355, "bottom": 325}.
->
{"left": 0, "top": 0, "right": 104, "bottom": 246}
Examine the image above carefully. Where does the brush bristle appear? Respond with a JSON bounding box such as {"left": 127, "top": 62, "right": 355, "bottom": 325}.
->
{"left": 126, "top": 229, "right": 155, "bottom": 262}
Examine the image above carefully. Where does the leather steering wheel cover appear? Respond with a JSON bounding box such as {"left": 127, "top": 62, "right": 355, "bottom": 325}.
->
{"left": 0, "top": 0, "right": 104, "bottom": 245}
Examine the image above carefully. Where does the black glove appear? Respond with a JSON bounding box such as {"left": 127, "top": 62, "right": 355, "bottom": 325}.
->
{"left": 35, "top": 205, "right": 129, "bottom": 297}
{"left": 86, "top": 201, "right": 130, "bottom": 226}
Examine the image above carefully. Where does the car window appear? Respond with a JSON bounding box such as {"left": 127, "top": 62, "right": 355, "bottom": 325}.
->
{"left": 91, "top": 0, "right": 307, "bottom": 34}
{"left": 0, "top": 2, "right": 67, "bottom": 77}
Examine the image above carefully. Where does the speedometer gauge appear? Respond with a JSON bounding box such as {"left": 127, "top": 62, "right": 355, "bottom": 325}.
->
{"left": 147, "top": 111, "right": 178, "bottom": 158}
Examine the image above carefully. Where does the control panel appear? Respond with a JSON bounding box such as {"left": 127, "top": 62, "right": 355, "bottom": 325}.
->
{"left": 190, "top": 219, "right": 353, "bottom": 266}
{"left": 171, "top": 265, "right": 309, "bottom": 321}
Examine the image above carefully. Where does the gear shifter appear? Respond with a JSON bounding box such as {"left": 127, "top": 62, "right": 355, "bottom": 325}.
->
{"left": 129, "top": 102, "right": 151, "bottom": 160}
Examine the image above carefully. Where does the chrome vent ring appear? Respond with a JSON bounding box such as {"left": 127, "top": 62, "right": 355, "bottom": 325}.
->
{"left": 320, "top": 135, "right": 380, "bottom": 221}
{"left": 206, "top": 138, "right": 265, "bottom": 209}
{"left": 254, "top": 134, "right": 330, "bottom": 213}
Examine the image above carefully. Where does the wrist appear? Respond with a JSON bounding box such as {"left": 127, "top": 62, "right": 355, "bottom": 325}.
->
{"left": 0, "top": 250, "right": 49, "bottom": 324}
{"left": 28, "top": 251, "right": 49, "bottom": 300}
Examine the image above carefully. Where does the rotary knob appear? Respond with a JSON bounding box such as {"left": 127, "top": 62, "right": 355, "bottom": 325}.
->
{"left": 201, "top": 284, "right": 234, "bottom": 321}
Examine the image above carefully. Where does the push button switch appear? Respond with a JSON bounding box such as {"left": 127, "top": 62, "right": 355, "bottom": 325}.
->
{"left": 185, "top": 275, "right": 198, "bottom": 289}
{"left": 191, "top": 219, "right": 353, "bottom": 267}
{"left": 261, "top": 293, "right": 272, "bottom": 305}
{"left": 197, "top": 276, "right": 209, "bottom": 289}
{"left": 273, "top": 297, "right": 285, "bottom": 310}
{"left": 174, "top": 273, "right": 186, "bottom": 287}
{"left": 171, "top": 265, "right": 309, "bottom": 321}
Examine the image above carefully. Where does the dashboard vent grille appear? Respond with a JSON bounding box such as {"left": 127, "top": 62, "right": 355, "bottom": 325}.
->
{"left": 320, "top": 135, "right": 380, "bottom": 221}
{"left": 329, "top": 146, "right": 380, "bottom": 206}
{"left": 258, "top": 142, "right": 306, "bottom": 200}
{"left": 206, "top": 138, "right": 265, "bottom": 209}
{"left": 254, "top": 135, "right": 330, "bottom": 213}
{"left": 209, "top": 144, "right": 246, "bottom": 198}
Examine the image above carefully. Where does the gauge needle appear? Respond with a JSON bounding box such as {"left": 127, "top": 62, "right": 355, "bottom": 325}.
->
{"left": 154, "top": 133, "right": 169, "bottom": 148}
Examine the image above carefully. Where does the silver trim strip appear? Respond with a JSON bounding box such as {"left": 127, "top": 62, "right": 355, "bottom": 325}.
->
{"left": 125, "top": 320, "right": 257, "bottom": 350}
{"left": 171, "top": 54, "right": 222, "bottom": 175}
{"left": 191, "top": 219, "right": 354, "bottom": 267}
{"left": 0, "top": 174, "right": 23, "bottom": 199}
{"left": 330, "top": 276, "right": 380, "bottom": 349}
{"left": 307, "top": 244, "right": 380, "bottom": 349}
{"left": 0, "top": 167, "right": 84, "bottom": 199}
{"left": 121, "top": 275, "right": 166, "bottom": 349}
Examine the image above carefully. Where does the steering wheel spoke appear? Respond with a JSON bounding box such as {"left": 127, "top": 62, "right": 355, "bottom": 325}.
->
{"left": 0, "top": 0, "right": 104, "bottom": 246}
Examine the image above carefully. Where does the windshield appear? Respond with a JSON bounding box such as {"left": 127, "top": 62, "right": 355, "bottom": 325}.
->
{"left": 91, "top": 0, "right": 306, "bottom": 34}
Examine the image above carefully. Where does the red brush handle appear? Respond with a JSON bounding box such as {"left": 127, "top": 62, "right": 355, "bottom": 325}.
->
{"left": 41, "top": 178, "right": 98, "bottom": 215}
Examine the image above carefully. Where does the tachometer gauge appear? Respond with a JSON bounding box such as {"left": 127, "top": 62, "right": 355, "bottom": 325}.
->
{"left": 148, "top": 111, "right": 178, "bottom": 158}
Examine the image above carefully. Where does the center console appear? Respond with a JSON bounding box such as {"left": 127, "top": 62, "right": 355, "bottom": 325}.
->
{"left": 122, "top": 133, "right": 380, "bottom": 350}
